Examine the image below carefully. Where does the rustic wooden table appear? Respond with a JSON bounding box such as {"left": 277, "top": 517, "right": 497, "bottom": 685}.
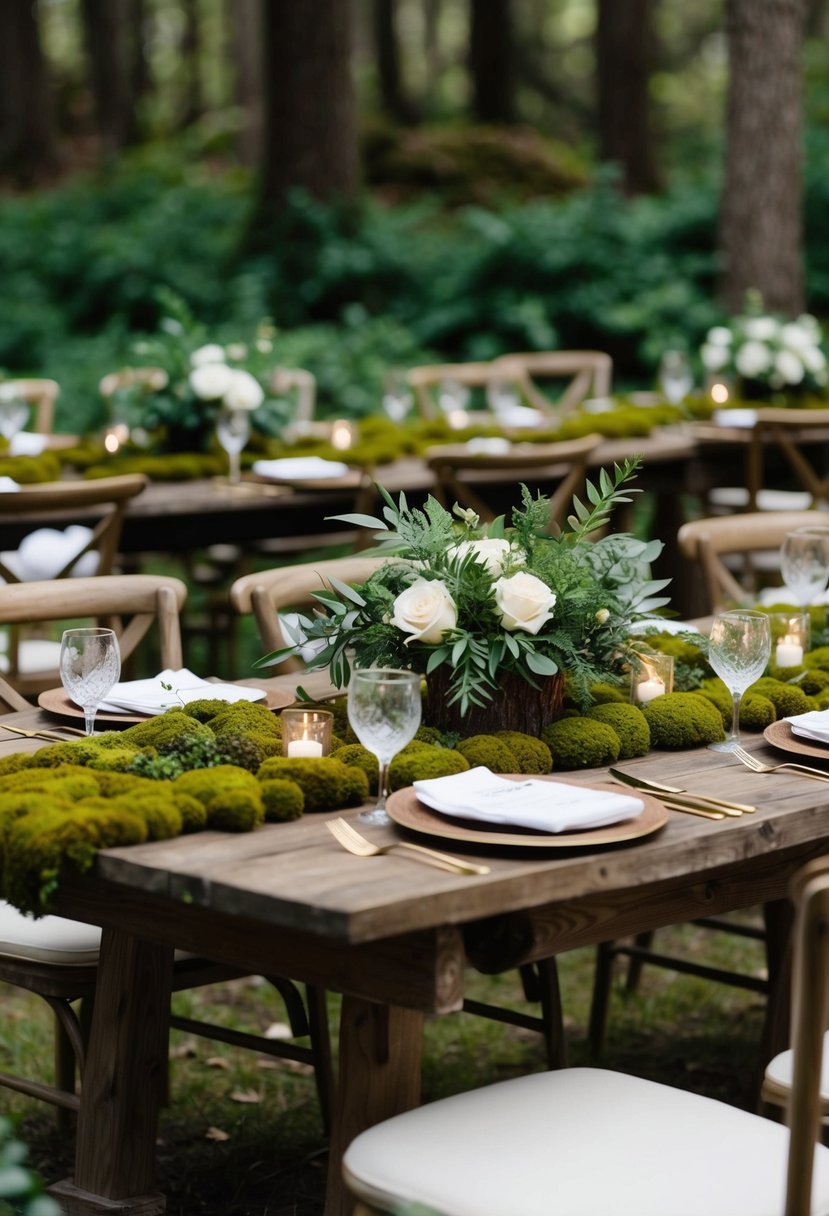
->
{"left": 4, "top": 686, "right": 825, "bottom": 1216}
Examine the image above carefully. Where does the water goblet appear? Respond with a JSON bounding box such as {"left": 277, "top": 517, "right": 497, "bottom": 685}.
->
{"left": 347, "top": 668, "right": 422, "bottom": 826}
{"left": 59, "top": 627, "right": 121, "bottom": 737}
{"left": 780, "top": 527, "right": 829, "bottom": 607}
{"left": 658, "top": 350, "right": 693, "bottom": 406}
{"left": 216, "top": 405, "right": 251, "bottom": 486}
{"left": 382, "top": 371, "right": 414, "bottom": 423}
{"left": 0, "top": 394, "right": 29, "bottom": 444}
{"left": 706, "top": 610, "right": 771, "bottom": 752}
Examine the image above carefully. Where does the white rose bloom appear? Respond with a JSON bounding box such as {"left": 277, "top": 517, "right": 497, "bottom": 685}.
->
{"left": 390, "top": 579, "right": 457, "bottom": 645}
{"left": 226, "top": 343, "right": 248, "bottom": 360}
{"left": 224, "top": 369, "right": 265, "bottom": 411}
{"left": 775, "top": 349, "right": 805, "bottom": 385}
{"left": 452, "top": 537, "right": 512, "bottom": 577}
{"left": 735, "top": 340, "right": 772, "bottom": 378}
{"left": 706, "top": 326, "right": 733, "bottom": 347}
{"left": 189, "top": 361, "right": 234, "bottom": 400}
{"left": 191, "top": 343, "right": 226, "bottom": 367}
{"left": 801, "top": 345, "right": 827, "bottom": 374}
{"left": 700, "top": 342, "right": 730, "bottom": 371}
{"left": 256, "top": 338, "right": 273, "bottom": 353}
{"left": 743, "top": 316, "right": 779, "bottom": 341}
{"left": 798, "top": 314, "right": 822, "bottom": 340}
{"left": 780, "top": 322, "right": 814, "bottom": 353}
{"left": 494, "top": 572, "right": 556, "bottom": 635}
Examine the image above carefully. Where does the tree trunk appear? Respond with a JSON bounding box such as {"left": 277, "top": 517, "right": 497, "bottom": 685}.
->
{"left": 468, "top": 0, "right": 514, "bottom": 123}
{"left": 719, "top": 0, "right": 806, "bottom": 315}
{"left": 595, "top": 0, "right": 660, "bottom": 195}
{"left": 425, "top": 668, "right": 565, "bottom": 737}
{"left": 0, "top": 0, "right": 57, "bottom": 184}
{"left": 257, "top": 0, "right": 358, "bottom": 208}
{"left": 179, "top": 0, "right": 203, "bottom": 129}
{"left": 227, "top": 0, "right": 263, "bottom": 165}
{"left": 80, "top": 0, "right": 141, "bottom": 158}
{"left": 373, "top": 0, "right": 418, "bottom": 124}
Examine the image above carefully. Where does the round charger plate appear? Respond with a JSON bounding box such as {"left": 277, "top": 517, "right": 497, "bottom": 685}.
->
{"left": 763, "top": 719, "right": 829, "bottom": 763}
{"left": 38, "top": 685, "right": 296, "bottom": 726}
{"left": 386, "top": 776, "right": 668, "bottom": 850}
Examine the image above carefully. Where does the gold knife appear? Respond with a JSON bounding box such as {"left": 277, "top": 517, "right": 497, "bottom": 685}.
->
{"left": 608, "top": 767, "right": 756, "bottom": 814}
{"left": 0, "top": 723, "right": 86, "bottom": 742}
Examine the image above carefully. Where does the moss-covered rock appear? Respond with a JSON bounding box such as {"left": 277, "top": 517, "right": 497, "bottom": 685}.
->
{"left": 586, "top": 682, "right": 627, "bottom": 706}
{"left": 495, "top": 731, "right": 553, "bottom": 774}
{"left": 641, "top": 692, "right": 725, "bottom": 749}
{"left": 541, "top": 718, "right": 620, "bottom": 770}
{"left": 586, "top": 703, "right": 650, "bottom": 760}
{"left": 121, "top": 711, "right": 216, "bottom": 753}
{"left": 260, "top": 779, "right": 305, "bottom": 823}
{"left": 804, "top": 646, "right": 829, "bottom": 671}
{"left": 205, "top": 788, "right": 264, "bottom": 832}
{"left": 456, "top": 735, "right": 518, "bottom": 774}
{"left": 388, "top": 746, "right": 470, "bottom": 790}
{"left": 797, "top": 669, "right": 829, "bottom": 696}
{"left": 331, "top": 744, "right": 379, "bottom": 794}
{"left": 739, "top": 694, "right": 776, "bottom": 730}
{"left": 256, "top": 756, "right": 354, "bottom": 813}
{"left": 748, "top": 678, "right": 810, "bottom": 719}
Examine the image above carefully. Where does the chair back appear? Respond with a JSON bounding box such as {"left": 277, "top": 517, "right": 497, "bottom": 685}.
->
{"left": 268, "top": 367, "right": 317, "bottom": 426}
{"left": 676, "top": 509, "right": 821, "bottom": 615}
{"left": 99, "top": 368, "right": 169, "bottom": 399}
{"left": 425, "top": 433, "right": 603, "bottom": 529}
{"left": 0, "top": 379, "right": 59, "bottom": 434}
{"left": 493, "top": 350, "right": 613, "bottom": 414}
{"left": 406, "top": 361, "right": 519, "bottom": 420}
{"left": 746, "top": 408, "right": 829, "bottom": 511}
{"left": 231, "top": 556, "right": 386, "bottom": 674}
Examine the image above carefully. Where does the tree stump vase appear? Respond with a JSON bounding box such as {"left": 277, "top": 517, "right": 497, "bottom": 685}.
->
{"left": 424, "top": 668, "right": 565, "bottom": 738}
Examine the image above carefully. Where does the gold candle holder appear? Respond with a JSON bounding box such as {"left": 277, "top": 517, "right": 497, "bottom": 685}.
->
{"left": 630, "top": 652, "right": 675, "bottom": 706}
{"left": 281, "top": 708, "right": 334, "bottom": 758}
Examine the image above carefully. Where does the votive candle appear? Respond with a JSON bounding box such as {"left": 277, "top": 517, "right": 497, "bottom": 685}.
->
{"left": 636, "top": 676, "right": 666, "bottom": 704}
{"left": 281, "top": 707, "right": 333, "bottom": 758}
{"left": 775, "top": 636, "right": 804, "bottom": 668}
{"left": 287, "top": 738, "right": 324, "bottom": 758}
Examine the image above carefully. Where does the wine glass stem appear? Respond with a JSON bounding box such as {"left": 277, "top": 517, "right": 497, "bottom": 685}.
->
{"left": 376, "top": 761, "right": 389, "bottom": 813}
{"left": 228, "top": 451, "right": 240, "bottom": 485}
{"left": 83, "top": 707, "right": 97, "bottom": 737}
{"left": 728, "top": 692, "right": 742, "bottom": 744}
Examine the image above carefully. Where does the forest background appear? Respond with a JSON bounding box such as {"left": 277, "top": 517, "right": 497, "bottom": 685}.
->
{"left": 0, "top": 0, "right": 827, "bottom": 433}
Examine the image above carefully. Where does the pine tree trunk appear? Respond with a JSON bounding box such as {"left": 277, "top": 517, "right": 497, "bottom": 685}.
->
{"left": 373, "top": 0, "right": 418, "bottom": 124}
{"left": 227, "top": 0, "right": 263, "bottom": 166}
{"left": 80, "top": 0, "right": 141, "bottom": 158}
{"left": 468, "top": 0, "right": 514, "bottom": 123}
{"left": 425, "top": 668, "right": 565, "bottom": 737}
{"left": 719, "top": 0, "right": 806, "bottom": 314}
{"left": 595, "top": 0, "right": 660, "bottom": 195}
{"left": 0, "top": 0, "right": 57, "bottom": 184}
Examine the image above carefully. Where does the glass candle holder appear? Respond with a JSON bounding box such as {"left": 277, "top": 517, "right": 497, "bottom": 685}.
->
{"left": 769, "top": 611, "right": 810, "bottom": 669}
{"left": 281, "top": 708, "right": 334, "bottom": 758}
{"left": 630, "top": 652, "right": 675, "bottom": 706}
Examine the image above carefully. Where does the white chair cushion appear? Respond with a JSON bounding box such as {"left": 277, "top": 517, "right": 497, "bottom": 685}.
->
{"left": 343, "top": 1068, "right": 829, "bottom": 1216}
{"left": 0, "top": 525, "right": 99, "bottom": 582}
{"left": 708, "top": 486, "right": 814, "bottom": 512}
{"left": 0, "top": 900, "right": 101, "bottom": 965}
{"left": 0, "top": 638, "right": 63, "bottom": 674}
{"left": 766, "top": 1031, "right": 829, "bottom": 1104}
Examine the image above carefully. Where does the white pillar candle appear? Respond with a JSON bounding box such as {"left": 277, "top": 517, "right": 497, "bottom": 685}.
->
{"left": 775, "top": 638, "right": 804, "bottom": 668}
{"left": 287, "top": 738, "right": 323, "bottom": 758}
{"left": 636, "top": 676, "right": 665, "bottom": 704}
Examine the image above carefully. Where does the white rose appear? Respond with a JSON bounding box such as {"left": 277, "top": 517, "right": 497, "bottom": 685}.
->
{"left": 775, "top": 349, "right": 805, "bottom": 385}
{"left": 780, "top": 322, "right": 813, "bottom": 353}
{"left": 735, "top": 340, "right": 772, "bottom": 378}
{"left": 224, "top": 369, "right": 264, "bottom": 411}
{"left": 390, "top": 579, "right": 457, "bottom": 645}
{"left": 743, "top": 316, "right": 779, "bottom": 341}
{"left": 191, "top": 343, "right": 226, "bottom": 366}
{"left": 494, "top": 572, "right": 556, "bottom": 635}
{"left": 595, "top": 608, "right": 610, "bottom": 625}
{"left": 700, "top": 343, "right": 730, "bottom": 371}
{"left": 801, "top": 346, "right": 827, "bottom": 374}
{"left": 706, "top": 326, "right": 733, "bottom": 347}
{"left": 797, "top": 313, "right": 822, "bottom": 340}
{"left": 189, "top": 361, "right": 234, "bottom": 400}
{"left": 452, "top": 537, "right": 512, "bottom": 577}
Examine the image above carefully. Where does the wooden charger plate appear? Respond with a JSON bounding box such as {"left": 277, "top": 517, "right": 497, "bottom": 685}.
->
{"left": 764, "top": 719, "right": 829, "bottom": 763}
{"left": 38, "top": 685, "right": 296, "bottom": 726}
{"left": 386, "top": 776, "right": 668, "bottom": 851}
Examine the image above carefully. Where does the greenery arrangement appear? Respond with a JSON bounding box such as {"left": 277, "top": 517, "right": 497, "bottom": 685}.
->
{"left": 700, "top": 293, "right": 828, "bottom": 398}
{"left": 259, "top": 459, "right": 669, "bottom": 717}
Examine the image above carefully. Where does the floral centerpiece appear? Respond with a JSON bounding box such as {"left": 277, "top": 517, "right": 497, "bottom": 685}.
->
{"left": 700, "top": 295, "right": 828, "bottom": 402}
{"left": 258, "top": 458, "right": 671, "bottom": 735}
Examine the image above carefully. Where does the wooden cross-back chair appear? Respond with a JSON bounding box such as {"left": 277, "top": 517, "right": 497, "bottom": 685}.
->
{"left": 342, "top": 856, "right": 829, "bottom": 1216}
{"left": 424, "top": 433, "right": 604, "bottom": 528}
{"left": 406, "top": 361, "right": 521, "bottom": 420}
{"left": 492, "top": 350, "right": 613, "bottom": 415}
{"left": 0, "top": 571, "right": 333, "bottom": 1132}
{"left": 269, "top": 366, "right": 317, "bottom": 427}
{"left": 231, "top": 556, "right": 567, "bottom": 1071}
{"left": 0, "top": 378, "right": 60, "bottom": 434}
{"left": 98, "top": 366, "right": 169, "bottom": 400}
{"left": 745, "top": 407, "right": 829, "bottom": 511}
{"left": 0, "top": 475, "right": 148, "bottom": 697}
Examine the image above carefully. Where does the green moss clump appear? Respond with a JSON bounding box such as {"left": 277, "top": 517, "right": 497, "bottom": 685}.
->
{"left": 641, "top": 693, "right": 725, "bottom": 749}
{"left": 695, "top": 678, "right": 732, "bottom": 728}
{"left": 0, "top": 753, "right": 35, "bottom": 777}
{"left": 260, "top": 779, "right": 304, "bottom": 823}
{"left": 216, "top": 731, "right": 282, "bottom": 772}
{"left": 586, "top": 682, "right": 627, "bottom": 706}
{"left": 541, "top": 718, "right": 620, "bottom": 770}
{"left": 340, "top": 766, "right": 371, "bottom": 806}
{"left": 389, "top": 745, "right": 469, "bottom": 790}
{"left": 748, "top": 679, "right": 810, "bottom": 719}
{"left": 456, "top": 735, "right": 518, "bottom": 773}
{"left": 495, "top": 731, "right": 553, "bottom": 774}
{"left": 108, "top": 792, "right": 183, "bottom": 840}
{"left": 205, "top": 788, "right": 264, "bottom": 832}
{"left": 804, "top": 646, "right": 829, "bottom": 671}
{"left": 414, "top": 725, "right": 443, "bottom": 745}
{"left": 173, "top": 764, "right": 261, "bottom": 807}
{"left": 797, "top": 669, "right": 829, "bottom": 695}
{"left": 172, "top": 792, "right": 209, "bottom": 832}
{"left": 210, "top": 702, "right": 283, "bottom": 737}
{"left": 120, "top": 710, "right": 216, "bottom": 753}
{"left": 586, "top": 703, "right": 650, "bottom": 760}
{"left": 331, "top": 744, "right": 379, "bottom": 794}
{"left": 641, "top": 635, "right": 709, "bottom": 670}
{"left": 256, "top": 756, "right": 351, "bottom": 813}
{"left": 739, "top": 694, "right": 776, "bottom": 730}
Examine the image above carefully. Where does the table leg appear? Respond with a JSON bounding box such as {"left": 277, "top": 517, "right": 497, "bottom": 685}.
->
{"left": 50, "top": 928, "right": 174, "bottom": 1215}
{"left": 325, "top": 996, "right": 424, "bottom": 1216}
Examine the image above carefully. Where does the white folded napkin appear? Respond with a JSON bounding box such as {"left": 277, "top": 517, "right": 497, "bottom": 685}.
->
{"left": 712, "top": 408, "right": 758, "bottom": 429}
{"left": 494, "top": 404, "right": 545, "bottom": 428}
{"left": 252, "top": 457, "right": 350, "bottom": 481}
{"left": 785, "top": 709, "right": 829, "bottom": 745}
{"left": 97, "top": 668, "right": 266, "bottom": 715}
{"left": 413, "top": 766, "right": 644, "bottom": 834}
{"left": 0, "top": 477, "right": 19, "bottom": 492}
{"left": 10, "top": 433, "right": 47, "bottom": 456}
{"left": 466, "top": 438, "right": 512, "bottom": 455}
{"left": 0, "top": 525, "right": 98, "bottom": 582}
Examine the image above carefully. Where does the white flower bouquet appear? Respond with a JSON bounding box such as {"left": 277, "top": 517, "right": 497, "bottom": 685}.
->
{"left": 258, "top": 458, "right": 671, "bottom": 724}
{"left": 701, "top": 301, "right": 827, "bottom": 398}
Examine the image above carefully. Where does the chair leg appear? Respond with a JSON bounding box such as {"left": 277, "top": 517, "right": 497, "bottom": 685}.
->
{"left": 53, "top": 1011, "right": 76, "bottom": 1133}
{"left": 588, "top": 941, "right": 617, "bottom": 1059}
{"left": 625, "top": 931, "right": 654, "bottom": 993}
{"left": 534, "top": 959, "right": 566, "bottom": 1070}
{"left": 305, "top": 985, "right": 335, "bottom": 1136}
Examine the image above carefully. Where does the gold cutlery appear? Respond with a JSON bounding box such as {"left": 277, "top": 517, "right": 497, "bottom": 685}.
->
{"left": 326, "top": 817, "right": 490, "bottom": 876}
{"left": 661, "top": 801, "right": 726, "bottom": 821}
{"left": 0, "top": 723, "right": 87, "bottom": 742}
{"left": 731, "top": 744, "right": 829, "bottom": 783}
{"left": 608, "top": 767, "right": 755, "bottom": 815}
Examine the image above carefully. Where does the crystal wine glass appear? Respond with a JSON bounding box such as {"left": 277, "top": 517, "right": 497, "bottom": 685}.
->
{"left": 658, "top": 350, "right": 693, "bottom": 406}
{"left": 382, "top": 371, "right": 414, "bottom": 423}
{"left": 347, "top": 668, "right": 422, "bottom": 826}
{"left": 0, "top": 395, "right": 29, "bottom": 444}
{"left": 707, "top": 610, "right": 771, "bottom": 752}
{"left": 59, "top": 627, "right": 121, "bottom": 737}
{"left": 779, "top": 527, "right": 829, "bottom": 607}
{"left": 216, "top": 405, "right": 251, "bottom": 486}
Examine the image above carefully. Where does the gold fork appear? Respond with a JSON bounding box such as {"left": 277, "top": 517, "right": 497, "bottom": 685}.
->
{"left": 326, "top": 817, "right": 490, "bottom": 876}
{"left": 731, "top": 744, "right": 829, "bottom": 783}
{"left": 0, "top": 723, "right": 87, "bottom": 742}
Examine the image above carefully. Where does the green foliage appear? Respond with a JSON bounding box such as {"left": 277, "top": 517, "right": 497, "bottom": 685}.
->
{"left": 0, "top": 1115, "right": 59, "bottom": 1216}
